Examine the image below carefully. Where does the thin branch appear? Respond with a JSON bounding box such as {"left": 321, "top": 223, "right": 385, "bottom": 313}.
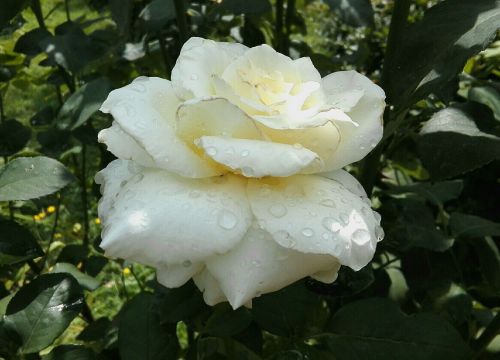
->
{"left": 173, "top": 0, "right": 189, "bottom": 44}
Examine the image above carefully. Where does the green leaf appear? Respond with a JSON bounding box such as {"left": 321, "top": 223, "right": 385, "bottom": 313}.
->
{"left": 51, "top": 263, "right": 100, "bottom": 291}
{"left": 14, "top": 28, "right": 52, "bottom": 56}
{"left": 0, "top": 156, "right": 75, "bottom": 201}
{"left": 3, "top": 273, "right": 83, "bottom": 354}
{"left": 471, "top": 238, "right": 500, "bottom": 291}
{"left": 43, "top": 345, "right": 96, "bottom": 360}
{"left": 158, "top": 281, "right": 206, "bottom": 323}
{"left": 418, "top": 103, "right": 500, "bottom": 179}
{"left": 468, "top": 85, "right": 500, "bottom": 120}
{"left": 77, "top": 318, "right": 111, "bottom": 342}
{"left": 57, "top": 77, "right": 111, "bottom": 130}
{"left": 252, "top": 281, "right": 322, "bottom": 337}
{"left": 385, "top": 0, "right": 500, "bottom": 107}
{"left": 0, "top": 219, "right": 43, "bottom": 265}
{"left": 197, "top": 337, "right": 261, "bottom": 360}
{"left": 139, "top": 0, "right": 176, "bottom": 31}
{"left": 204, "top": 304, "right": 252, "bottom": 337}
{"left": 111, "top": 0, "right": 133, "bottom": 35}
{"left": 324, "top": 0, "right": 374, "bottom": 27}
{"left": 319, "top": 298, "right": 471, "bottom": 360}
{"left": 0, "top": 119, "right": 31, "bottom": 156}
{"left": 389, "top": 199, "right": 452, "bottom": 251}
{"left": 119, "top": 293, "right": 178, "bottom": 360}
{"left": 0, "top": 0, "right": 29, "bottom": 29}
{"left": 449, "top": 213, "right": 500, "bottom": 240}
{"left": 387, "top": 180, "right": 463, "bottom": 207}
{"left": 216, "top": 0, "right": 272, "bottom": 14}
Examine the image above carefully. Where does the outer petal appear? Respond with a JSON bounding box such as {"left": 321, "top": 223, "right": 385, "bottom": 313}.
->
{"left": 322, "top": 70, "right": 385, "bottom": 169}
{"left": 247, "top": 174, "right": 381, "bottom": 271}
{"left": 205, "top": 225, "right": 340, "bottom": 309}
{"left": 98, "top": 121, "right": 155, "bottom": 167}
{"left": 156, "top": 262, "right": 204, "bottom": 288}
{"left": 96, "top": 161, "right": 252, "bottom": 267}
{"left": 100, "top": 76, "right": 219, "bottom": 178}
{"left": 176, "top": 97, "right": 263, "bottom": 146}
{"left": 197, "top": 136, "right": 320, "bottom": 178}
{"left": 193, "top": 270, "right": 227, "bottom": 306}
{"left": 171, "top": 37, "right": 248, "bottom": 98}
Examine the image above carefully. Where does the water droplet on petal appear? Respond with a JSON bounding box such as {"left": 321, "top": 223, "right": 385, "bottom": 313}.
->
{"left": 217, "top": 210, "right": 238, "bottom": 230}
{"left": 206, "top": 146, "right": 217, "bottom": 156}
{"left": 190, "top": 74, "right": 199, "bottom": 80}
{"left": 240, "top": 150, "right": 249, "bottom": 157}
{"left": 339, "top": 213, "right": 349, "bottom": 225}
{"left": 375, "top": 225, "right": 385, "bottom": 242}
{"left": 373, "top": 211, "right": 382, "bottom": 223}
{"left": 273, "top": 230, "right": 295, "bottom": 248}
{"left": 293, "top": 143, "right": 303, "bottom": 149}
{"left": 352, "top": 229, "right": 370, "bottom": 246}
{"left": 25, "top": 164, "right": 35, "bottom": 172}
{"left": 182, "top": 260, "right": 192, "bottom": 267}
{"left": 268, "top": 204, "right": 287, "bottom": 218}
{"left": 301, "top": 228, "right": 314, "bottom": 237}
{"left": 322, "top": 232, "right": 330, "bottom": 240}
{"left": 320, "top": 199, "right": 336, "bottom": 208}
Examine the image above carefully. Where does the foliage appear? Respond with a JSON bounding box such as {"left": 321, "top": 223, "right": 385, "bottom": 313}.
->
{"left": 0, "top": 0, "right": 499, "bottom": 359}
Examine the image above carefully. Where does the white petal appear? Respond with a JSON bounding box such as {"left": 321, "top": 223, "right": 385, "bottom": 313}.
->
{"left": 320, "top": 169, "right": 367, "bottom": 197}
{"left": 311, "top": 267, "right": 340, "bottom": 284}
{"left": 176, "top": 97, "right": 262, "bottom": 145}
{"left": 156, "top": 262, "right": 203, "bottom": 288}
{"left": 247, "top": 175, "right": 380, "bottom": 271}
{"left": 322, "top": 70, "right": 385, "bottom": 169}
{"left": 293, "top": 57, "right": 322, "bottom": 83}
{"left": 97, "top": 121, "right": 155, "bottom": 167}
{"left": 193, "top": 270, "right": 227, "bottom": 306}
{"left": 206, "top": 225, "right": 340, "bottom": 309}
{"left": 171, "top": 37, "right": 248, "bottom": 98}
{"left": 100, "top": 77, "right": 219, "bottom": 178}
{"left": 197, "top": 136, "right": 319, "bottom": 178}
{"left": 95, "top": 160, "right": 141, "bottom": 223}
{"left": 98, "top": 168, "right": 252, "bottom": 267}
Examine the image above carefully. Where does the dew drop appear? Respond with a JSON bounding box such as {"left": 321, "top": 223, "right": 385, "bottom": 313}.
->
{"left": 268, "top": 204, "right": 287, "bottom": 218}
{"left": 322, "top": 232, "right": 330, "bottom": 240}
{"left": 190, "top": 74, "right": 199, "bottom": 80}
{"left": 320, "top": 199, "right": 336, "bottom": 208}
{"left": 375, "top": 225, "right": 385, "bottom": 242}
{"left": 373, "top": 211, "right": 382, "bottom": 223}
{"left": 352, "top": 229, "right": 370, "bottom": 246}
{"left": 217, "top": 210, "right": 238, "bottom": 230}
{"left": 293, "top": 143, "right": 303, "bottom": 149}
{"left": 273, "top": 230, "right": 295, "bottom": 248}
{"left": 182, "top": 260, "right": 192, "bottom": 267}
{"left": 25, "top": 164, "right": 35, "bottom": 172}
{"left": 240, "top": 150, "right": 249, "bottom": 157}
{"left": 206, "top": 146, "right": 217, "bottom": 156}
{"left": 241, "top": 166, "right": 254, "bottom": 177}
{"left": 301, "top": 228, "right": 314, "bottom": 237}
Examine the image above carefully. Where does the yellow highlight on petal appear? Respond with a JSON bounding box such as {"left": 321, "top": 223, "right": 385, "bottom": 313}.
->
{"left": 123, "top": 267, "right": 131, "bottom": 276}
{"left": 94, "top": 218, "right": 101, "bottom": 225}
{"left": 47, "top": 206, "right": 56, "bottom": 213}
{"left": 33, "top": 215, "right": 41, "bottom": 221}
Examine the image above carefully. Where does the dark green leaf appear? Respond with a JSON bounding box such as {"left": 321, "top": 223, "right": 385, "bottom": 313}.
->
{"left": 389, "top": 199, "right": 452, "bottom": 251}
{"left": 418, "top": 104, "right": 500, "bottom": 179}
{"left": 0, "top": 0, "right": 28, "bottom": 29}
{"left": 0, "top": 156, "right": 75, "bottom": 201}
{"left": 4, "top": 274, "right": 83, "bottom": 354}
{"left": 197, "top": 337, "right": 261, "bottom": 360}
{"left": 0, "top": 119, "right": 31, "bottom": 156}
{"left": 216, "top": 0, "right": 271, "bottom": 14}
{"left": 468, "top": 85, "right": 500, "bottom": 120}
{"left": 158, "top": 281, "right": 205, "bottom": 323}
{"left": 387, "top": 180, "right": 463, "bottom": 206}
{"left": 84, "top": 256, "right": 107, "bottom": 277}
{"left": 51, "top": 263, "right": 100, "bottom": 291}
{"left": 471, "top": 238, "right": 500, "bottom": 291}
{"left": 139, "top": 0, "right": 176, "bottom": 31}
{"left": 0, "top": 219, "right": 43, "bottom": 265}
{"left": 320, "top": 298, "right": 471, "bottom": 360}
{"left": 385, "top": 0, "right": 500, "bottom": 107}
{"left": 325, "top": 0, "right": 374, "bottom": 27}
{"left": 14, "top": 28, "right": 52, "bottom": 56}
{"left": 252, "top": 281, "right": 321, "bottom": 337}
{"left": 449, "top": 213, "right": 500, "bottom": 240}
{"left": 77, "top": 318, "right": 111, "bottom": 342}
{"left": 56, "top": 244, "right": 88, "bottom": 265}
{"left": 205, "top": 304, "right": 252, "bottom": 337}
{"left": 57, "top": 77, "right": 111, "bottom": 130}
{"left": 43, "top": 344, "right": 96, "bottom": 360}
{"left": 30, "top": 106, "right": 55, "bottom": 126}
{"left": 111, "top": 0, "right": 133, "bottom": 35}
{"left": 119, "top": 293, "right": 178, "bottom": 360}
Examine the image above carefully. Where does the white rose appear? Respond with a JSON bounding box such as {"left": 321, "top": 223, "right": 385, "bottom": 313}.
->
{"left": 95, "top": 37, "right": 385, "bottom": 309}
